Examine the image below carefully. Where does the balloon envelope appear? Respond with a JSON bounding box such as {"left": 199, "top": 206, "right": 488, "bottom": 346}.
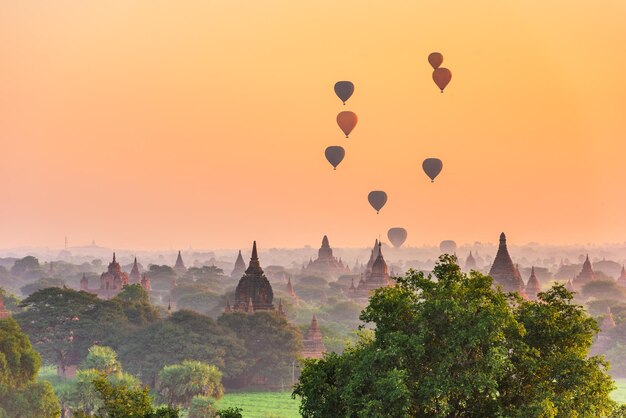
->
{"left": 337, "top": 111, "right": 358, "bottom": 138}
{"left": 334, "top": 81, "right": 354, "bottom": 104}
{"left": 422, "top": 158, "right": 443, "bottom": 182}
{"left": 432, "top": 68, "right": 452, "bottom": 92}
{"left": 367, "top": 191, "right": 388, "bottom": 214}
{"left": 325, "top": 146, "right": 345, "bottom": 170}
{"left": 428, "top": 52, "right": 443, "bottom": 69}
{"left": 440, "top": 240, "right": 457, "bottom": 254}
{"left": 388, "top": 228, "right": 408, "bottom": 248}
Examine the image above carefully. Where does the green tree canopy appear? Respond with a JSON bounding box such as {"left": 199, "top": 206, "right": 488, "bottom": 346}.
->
{"left": 158, "top": 360, "right": 223, "bottom": 408}
{"left": 81, "top": 345, "right": 121, "bottom": 376}
{"left": 20, "top": 277, "right": 66, "bottom": 296}
{"left": 294, "top": 256, "right": 616, "bottom": 417}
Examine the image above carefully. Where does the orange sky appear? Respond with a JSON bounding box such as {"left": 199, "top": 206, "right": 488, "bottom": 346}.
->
{"left": 1, "top": 1, "right": 626, "bottom": 250}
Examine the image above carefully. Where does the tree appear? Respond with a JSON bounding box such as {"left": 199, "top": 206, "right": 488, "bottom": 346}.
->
{"left": 158, "top": 360, "right": 223, "bottom": 408}
{"left": 81, "top": 345, "right": 121, "bottom": 376}
{"left": 11, "top": 256, "right": 40, "bottom": 276}
{"left": 188, "top": 395, "right": 217, "bottom": 418}
{"left": 20, "top": 277, "right": 66, "bottom": 296}
{"left": 215, "top": 407, "right": 242, "bottom": 418}
{"left": 218, "top": 312, "right": 302, "bottom": 387}
{"left": 583, "top": 280, "right": 626, "bottom": 301}
{"left": 115, "top": 284, "right": 150, "bottom": 304}
{"left": 293, "top": 256, "right": 617, "bottom": 417}
{"left": 0, "top": 317, "right": 61, "bottom": 417}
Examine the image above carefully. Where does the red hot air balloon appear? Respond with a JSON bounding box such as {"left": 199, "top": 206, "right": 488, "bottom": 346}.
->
{"left": 367, "top": 191, "right": 387, "bottom": 214}
{"left": 432, "top": 68, "right": 452, "bottom": 92}
{"left": 422, "top": 158, "right": 443, "bottom": 182}
{"left": 325, "top": 146, "right": 345, "bottom": 170}
{"left": 337, "top": 111, "right": 358, "bottom": 138}
{"left": 428, "top": 52, "right": 443, "bottom": 69}
{"left": 334, "top": 81, "right": 354, "bottom": 105}
{"left": 387, "top": 228, "right": 408, "bottom": 248}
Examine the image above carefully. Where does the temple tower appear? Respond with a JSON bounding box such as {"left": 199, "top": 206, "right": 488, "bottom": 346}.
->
{"left": 301, "top": 314, "right": 326, "bottom": 359}
{"left": 464, "top": 251, "right": 477, "bottom": 271}
{"left": 129, "top": 257, "right": 141, "bottom": 284}
{"left": 231, "top": 250, "right": 246, "bottom": 278}
{"left": 488, "top": 233, "right": 523, "bottom": 293}
{"left": 574, "top": 255, "right": 596, "bottom": 290}
{"left": 526, "top": 266, "right": 541, "bottom": 300}
{"left": 174, "top": 251, "right": 186, "bottom": 272}
{"left": 231, "top": 241, "right": 275, "bottom": 312}
{"left": 618, "top": 266, "right": 626, "bottom": 288}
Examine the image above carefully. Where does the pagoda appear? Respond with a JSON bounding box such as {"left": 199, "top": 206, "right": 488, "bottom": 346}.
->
{"left": 230, "top": 242, "right": 275, "bottom": 312}
{"left": 488, "top": 233, "right": 523, "bottom": 293}
{"left": 129, "top": 257, "right": 142, "bottom": 284}
{"left": 286, "top": 277, "right": 299, "bottom": 304}
{"left": 464, "top": 251, "right": 477, "bottom": 271}
{"left": 526, "top": 266, "right": 541, "bottom": 300}
{"left": 0, "top": 294, "right": 11, "bottom": 319}
{"left": 174, "top": 251, "right": 186, "bottom": 272}
{"left": 231, "top": 250, "right": 246, "bottom": 278}
{"left": 301, "top": 314, "right": 326, "bottom": 359}
{"left": 348, "top": 242, "right": 391, "bottom": 303}
{"left": 365, "top": 239, "right": 380, "bottom": 274}
{"left": 141, "top": 273, "right": 151, "bottom": 291}
{"left": 574, "top": 255, "right": 596, "bottom": 290}
{"left": 303, "top": 236, "right": 350, "bottom": 279}
{"left": 99, "top": 253, "right": 129, "bottom": 297}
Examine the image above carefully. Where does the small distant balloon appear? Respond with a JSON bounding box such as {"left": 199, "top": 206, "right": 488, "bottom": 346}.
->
{"left": 367, "top": 191, "right": 388, "bottom": 214}
{"left": 337, "top": 111, "right": 358, "bottom": 138}
{"left": 428, "top": 52, "right": 444, "bottom": 69}
{"left": 440, "top": 240, "right": 457, "bottom": 254}
{"left": 388, "top": 228, "right": 408, "bottom": 248}
{"left": 325, "top": 146, "right": 345, "bottom": 170}
{"left": 334, "top": 81, "right": 354, "bottom": 105}
{"left": 422, "top": 158, "right": 443, "bottom": 182}
{"left": 432, "top": 68, "right": 452, "bottom": 92}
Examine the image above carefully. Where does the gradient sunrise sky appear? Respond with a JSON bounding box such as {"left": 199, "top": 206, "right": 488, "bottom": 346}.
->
{"left": 1, "top": 1, "right": 625, "bottom": 250}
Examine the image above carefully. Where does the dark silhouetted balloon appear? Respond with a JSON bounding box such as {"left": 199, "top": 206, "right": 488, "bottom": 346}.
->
{"left": 325, "top": 146, "right": 345, "bottom": 170}
{"left": 388, "top": 228, "right": 408, "bottom": 248}
{"left": 337, "top": 111, "right": 358, "bottom": 138}
{"left": 422, "top": 158, "right": 443, "bottom": 182}
{"left": 334, "top": 81, "right": 354, "bottom": 105}
{"left": 440, "top": 240, "right": 457, "bottom": 254}
{"left": 428, "top": 52, "right": 443, "bottom": 69}
{"left": 367, "top": 191, "right": 387, "bottom": 214}
{"left": 432, "top": 68, "right": 452, "bottom": 92}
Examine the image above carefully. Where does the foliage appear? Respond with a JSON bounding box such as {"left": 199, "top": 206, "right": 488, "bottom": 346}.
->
{"left": 115, "top": 284, "right": 150, "bottom": 304}
{"left": 81, "top": 345, "right": 121, "bottom": 376}
{"left": 583, "top": 280, "right": 626, "bottom": 301}
{"left": 11, "top": 256, "right": 40, "bottom": 276}
{"left": 0, "top": 317, "right": 61, "bottom": 417}
{"left": 216, "top": 406, "right": 243, "bottom": 418}
{"left": 218, "top": 312, "right": 302, "bottom": 387}
{"left": 188, "top": 395, "right": 218, "bottom": 418}
{"left": 20, "top": 277, "right": 66, "bottom": 296}
{"left": 158, "top": 360, "right": 224, "bottom": 408}
{"left": 294, "top": 255, "right": 617, "bottom": 417}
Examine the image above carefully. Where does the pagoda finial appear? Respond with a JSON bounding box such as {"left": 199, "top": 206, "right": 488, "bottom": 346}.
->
{"left": 252, "top": 241, "right": 258, "bottom": 260}
{"left": 499, "top": 232, "right": 506, "bottom": 245}
{"left": 113, "top": 252, "right": 116, "bottom": 263}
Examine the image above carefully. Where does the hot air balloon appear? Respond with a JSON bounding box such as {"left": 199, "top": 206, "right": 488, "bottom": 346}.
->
{"left": 422, "top": 158, "right": 443, "bottom": 182}
{"left": 440, "top": 240, "right": 457, "bottom": 255}
{"left": 428, "top": 52, "right": 443, "bottom": 69}
{"left": 388, "top": 228, "right": 408, "bottom": 248}
{"left": 337, "top": 111, "right": 358, "bottom": 138}
{"left": 432, "top": 68, "right": 452, "bottom": 92}
{"left": 334, "top": 81, "right": 354, "bottom": 105}
{"left": 367, "top": 191, "right": 387, "bottom": 214}
{"left": 325, "top": 146, "right": 345, "bottom": 170}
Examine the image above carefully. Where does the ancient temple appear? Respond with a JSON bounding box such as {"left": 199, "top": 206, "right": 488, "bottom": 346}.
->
{"left": 488, "top": 233, "right": 524, "bottom": 293}
{"left": 574, "top": 255, "right": 596, "bottom": 290}
{"left": 286, "top": 277, "right": 299, "bottom": 304}
{"left": 230, "top": 241, "right": 275, "bottom": 313}
{"left": 80, "top": 254, "right": 149, "bottom": 299}
{"left": 347, "top": 242, "right": 392, "bottom": 303}
{"left": 303, "top": 236, "right": 350, "bottom": 278}
{"left": 231, "top": 250, "right": 246, "bottom": 278}
{"left": 174, "top": 250, "right": 186, "bottom": 272}
{"left": 464, "top": 251, "right": 477, "bottom": 271}
{"left": 591, "top": 308, "right": 616, "bottom": 356}
{"left": 365, "top": 239, "right": 380, "bottom": 274}
{"left": 141, "top": 273, "right": 151, "bottom": 291}
{"left": 526, "top": 266, "right": 541, "bottom": 300}
{"left": 0, "top": 294, "right": 11, "bottom": 319}
{"left": 129, "top": 257, "right": 141, "bottom": 284}
{"left": 301, "top": 314, "right": 326, "bottom": 359}
{"left": 617, "top": 266, "right": 626, "bottom": 288}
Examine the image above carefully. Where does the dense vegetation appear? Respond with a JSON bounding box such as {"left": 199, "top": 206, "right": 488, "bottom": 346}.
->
{"left": 294, "top": 256, "right": 618, "bottom": 417}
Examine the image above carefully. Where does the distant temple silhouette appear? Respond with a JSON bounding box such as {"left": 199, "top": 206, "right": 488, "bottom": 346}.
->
{"left": 464, "top": 251, "right": 477, "bottom": 271}
{"left": 573, "top": 255, "right": 596, "bottom": 290}
{"left": 301, "top": 314, "right": 326, "bottom": 359}
{"left": 488, "top": 233, "right": 524, "bottom": 293}
{"left": 347, "top": 241, "right": 392, "bottom": 303}
{"left": 174, "top": 250, "right": 186, "bottom": 272}
{"left": 228, "top": 241, "right": 276, "bottom": 313}
{"left": 302, "top": 236, "right": 350, "bottom": 279}
{"left": 525, "top": 266, "right": 541, "bottom": 300}
{"left": 80, "top": 253, "right": 150, "bottom": 299}
{"left": 231, "top": 250, "right": 246, "bottom": 278}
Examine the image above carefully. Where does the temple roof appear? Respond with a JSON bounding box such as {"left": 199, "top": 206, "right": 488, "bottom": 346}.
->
{"left": 488, "top": 233, "right": 522, "bottom": 292}
{"left": 526, "top": 266, "right": 541, "bottom": 300}
{"left": 231, "top": 250, "right": 246, "bottom": 277}
{"left": 602, "top": 308, "right": 616, "bottom": 332}
{"left": 574, "top": 254, "right": 596, "bottom": 288}
{"left": 618, "top": 265, "right": 626, "bottom": 286}
{"left": 174, "top": 251, "right": 186, "bottom": 270}
{"left": 233, "top": 241, "right": 275, "bottom": 312}
{"left": 129, "top": 257, "right": 141, "bottom": 283}
{"left": 371, "top": 243, "right": 388, "bottom": 277}
{"left": 465, "top": 251, "right": 477, "bottom": 270}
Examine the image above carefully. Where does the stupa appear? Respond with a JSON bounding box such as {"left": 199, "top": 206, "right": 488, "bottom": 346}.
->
{"left": 301, "top": 314, "right": 326, "bottom": 359}
{"left": 231, "top": 241, "right": 275, "bottom": 312}
{"left": 488, "top": 233, "right": 523, "bottom": 293}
